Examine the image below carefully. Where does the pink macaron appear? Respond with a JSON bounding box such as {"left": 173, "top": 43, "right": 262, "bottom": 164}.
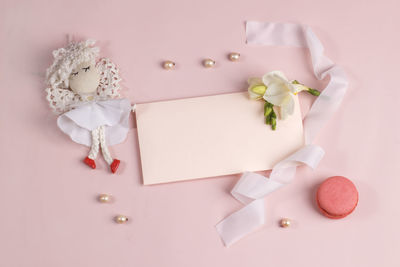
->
{"left": 316, "top": 176, "right": 358, "bottom": 219}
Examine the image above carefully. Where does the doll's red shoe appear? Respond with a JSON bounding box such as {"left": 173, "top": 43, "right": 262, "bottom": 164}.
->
{"left": 110, "top": 159, "right": 120, "bottom": 174}
{"left": 83, "top": 157, "right": 96, "bottom": 169}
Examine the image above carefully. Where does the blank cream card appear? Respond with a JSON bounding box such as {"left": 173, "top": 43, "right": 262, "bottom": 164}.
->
{"left": 135, "top": 92, "right": 304, "bottom": 185}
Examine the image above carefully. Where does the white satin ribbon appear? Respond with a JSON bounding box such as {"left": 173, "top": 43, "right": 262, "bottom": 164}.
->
{"left": 216, "top": 21, "right": 348, "bottom": 247}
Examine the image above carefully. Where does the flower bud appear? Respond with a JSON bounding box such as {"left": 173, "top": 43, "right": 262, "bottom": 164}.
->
{"left": 250, "top": 85, "right": 267, "bottom": 96}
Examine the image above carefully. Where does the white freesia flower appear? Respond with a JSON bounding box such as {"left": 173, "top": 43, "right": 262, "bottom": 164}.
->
{"left": 247, "top": 70, "right": 320, "bottom": 130}
{"left": 262, "top": 71, "right": 307, "bottom": 120}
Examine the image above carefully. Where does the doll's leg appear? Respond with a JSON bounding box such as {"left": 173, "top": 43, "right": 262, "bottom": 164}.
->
{"left": 83, "top": 127, "right": 100, "bottom": 169}
{"left": 99, "top": 125, "right": 120, "bottom": 173}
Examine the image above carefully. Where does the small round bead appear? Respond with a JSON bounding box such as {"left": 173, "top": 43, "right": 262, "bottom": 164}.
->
{"left": 162, "top": 60, "right": 175, "bottom": 70}
{"left": 280, "top": 218, "right": 291, "bottom": 228}
{"left": 203, "top": 58, "right": 216, "bottom": 68}
{"left": 98, "top": 194, "right": 112, "bottom": 203}
{"left": 115, "top": 215, "right": 129, "bottom": 224}
{"left": 228, "top": 52, "right": 240, "bottom": 61}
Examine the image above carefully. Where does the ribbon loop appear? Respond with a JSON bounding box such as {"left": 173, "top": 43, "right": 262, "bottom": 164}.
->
{"left": 232, "top": 172, "right": 285, "bottom": 203}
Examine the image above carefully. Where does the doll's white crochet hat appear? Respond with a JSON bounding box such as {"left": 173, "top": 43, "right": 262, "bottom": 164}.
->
{"left": 46, "top": 39, "right": 99, "bottom": 89}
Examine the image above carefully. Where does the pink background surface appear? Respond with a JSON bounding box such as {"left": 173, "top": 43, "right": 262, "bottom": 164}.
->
{"left": 1, "top": 0, "right": 399, "bottom": 266}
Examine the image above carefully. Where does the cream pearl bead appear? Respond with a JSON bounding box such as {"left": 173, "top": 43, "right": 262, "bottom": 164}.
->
{"left": 228, "top": 52, "right": 240, "bottom": 61}
{"left": 115, "top": 215, "right": 129, "bottom": 224}
{"left": 280, "top": 218, "right": 291, "bottom": 228}
{"left": 162, "top": 60, "right": 175, "bottom": 70}
{"left": 203, "top": 58, "right": 216, "bottom": 68}
{"left": 98, "top": 194, "right": 112, "bottom": 203}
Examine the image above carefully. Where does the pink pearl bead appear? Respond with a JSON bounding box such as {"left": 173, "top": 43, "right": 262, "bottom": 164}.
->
{"left": 228, "top": 52, "right": 240, "bottom": 61}
{"left": 280, "top": 218, "right": 291, "bottom": 228}
{"left": 115, "top": 215, "right": 129, "bottom": 224}
{"left": 98, "top": 194, "right": 112, "bottom": 203}
{"left": 163, "top": 61, "right": 175, "bottom": 70}
{"left": 203, "top": 58, "right": 216, "bottom": 68}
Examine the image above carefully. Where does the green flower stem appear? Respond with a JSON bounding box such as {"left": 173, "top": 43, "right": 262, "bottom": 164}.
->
{"left": 307, "top": 88, "right": 321, "bottom": 96}
{"left": 292, "top": 80, "right": 321, "bottom": 96}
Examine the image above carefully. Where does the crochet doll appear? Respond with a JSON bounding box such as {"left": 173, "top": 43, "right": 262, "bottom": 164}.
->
{"left": 45, "top": 40, "right": 132, "bottom": 173}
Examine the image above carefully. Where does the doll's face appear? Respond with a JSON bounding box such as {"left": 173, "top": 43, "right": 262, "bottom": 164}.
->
{"left": 69, "top": 62, "right": 100, "bottom": 95}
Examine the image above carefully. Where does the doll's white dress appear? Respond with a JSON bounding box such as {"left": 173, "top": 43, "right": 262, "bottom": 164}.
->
{"left": 56, "top": 98, "right": 131, "bottom": 146}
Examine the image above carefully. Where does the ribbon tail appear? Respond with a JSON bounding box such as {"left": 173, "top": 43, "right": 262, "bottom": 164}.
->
{"left": 216, "top": 199, "right": 265, "bottom": 247}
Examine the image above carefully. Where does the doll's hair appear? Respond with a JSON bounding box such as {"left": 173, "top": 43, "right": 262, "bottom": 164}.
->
{"left": 45, "top": 40, "right": 122, "bottom": 115}
{"left": 45, "top": 39, "right": 99, "bottom": 89}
